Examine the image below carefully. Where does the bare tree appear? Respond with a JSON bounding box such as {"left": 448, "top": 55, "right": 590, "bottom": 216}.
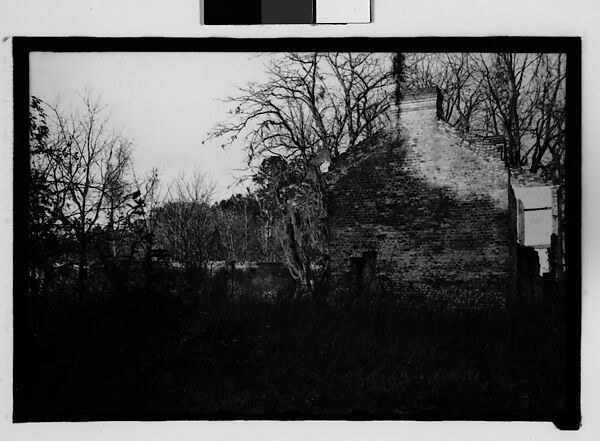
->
{"left": 43, "top": 94, "right": 138, "bottom": 296}
{"left": 526, "top": 53, "right": 566, "bottom": 181}
{"left": 207, "top": 52, "right": 393, "bottom": 165}
{"left": 207, "top": 52, "right": 393, "bottom": 297}
{"left": 471, "top": 53, "right": 539, "bottom": 166}
{"left": 154, "top": 171, "right": 217, "bottom": 281}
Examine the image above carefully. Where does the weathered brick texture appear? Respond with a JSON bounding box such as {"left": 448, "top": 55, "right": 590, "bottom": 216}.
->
{"left": 327, "top": 87, "right": 512, "bottom": 308}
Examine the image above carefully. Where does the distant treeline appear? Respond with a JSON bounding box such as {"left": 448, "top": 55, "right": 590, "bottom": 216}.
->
{"left": 27, "top": 94, "right": 289, "bottom": 300}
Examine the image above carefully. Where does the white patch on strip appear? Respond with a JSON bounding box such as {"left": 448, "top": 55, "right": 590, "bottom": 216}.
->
{"left": 316, "top": 0, "right": 371, "bottom": 23}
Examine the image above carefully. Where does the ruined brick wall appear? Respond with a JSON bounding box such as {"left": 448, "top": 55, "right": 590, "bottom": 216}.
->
{"left": 508, "top": 168, "right": 559, "bottom": 302}
{"left": 327, "top": 88, "right": 511, "bottom": 308}
{"left": 507, "top": 184, "right": 519, "bottom": 305}
{"left": 207, "top": 261, "right": 295, "bottom": 302}
{"left": 515, "top": 245, "right": 542, "bottom": 305}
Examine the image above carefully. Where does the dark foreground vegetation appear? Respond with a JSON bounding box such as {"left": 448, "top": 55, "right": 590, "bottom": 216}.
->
{"left": 16, "top": 269, "right": 566, "bottom": 421}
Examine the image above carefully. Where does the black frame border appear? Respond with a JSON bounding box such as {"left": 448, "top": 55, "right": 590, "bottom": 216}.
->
{"left": 12, "top": 37, "right": 582, "bottom": 429}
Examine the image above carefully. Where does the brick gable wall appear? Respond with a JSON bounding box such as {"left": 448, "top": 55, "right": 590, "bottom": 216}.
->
{"left": 327, "top": 88, "right": 513, "bottom": 308}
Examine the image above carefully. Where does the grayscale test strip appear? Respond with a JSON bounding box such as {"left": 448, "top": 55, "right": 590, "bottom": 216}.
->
{"left": 203, "top": 0, "right": 371, "bottom": 24}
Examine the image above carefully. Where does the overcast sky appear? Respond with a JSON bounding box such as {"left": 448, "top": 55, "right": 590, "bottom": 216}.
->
{"left": 30, "top": 52, "right": 273, "bottom": 201}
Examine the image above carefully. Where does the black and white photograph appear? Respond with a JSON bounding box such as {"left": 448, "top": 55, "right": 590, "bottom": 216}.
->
{"left": 12, "top": 38, "right": 580, "bottom": 427}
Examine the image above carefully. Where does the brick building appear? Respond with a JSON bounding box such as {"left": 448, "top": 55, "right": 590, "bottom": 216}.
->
{"left": 326, "top": 87, "right": 556, "bottom": 308}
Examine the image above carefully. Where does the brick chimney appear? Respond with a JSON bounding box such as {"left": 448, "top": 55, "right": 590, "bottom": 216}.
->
{"left": 391, "top": 87, "right": 443, "bottom": 138}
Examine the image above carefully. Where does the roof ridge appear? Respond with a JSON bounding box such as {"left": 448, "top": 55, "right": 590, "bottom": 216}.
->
{"left": 437, "top": 120, "right": 554, "bottom": 186}
{"left": 325, "top": 131, "right": 394, "bottom": 186}
{"left": 437, "top": 120, "right": 506, "bottom": 164}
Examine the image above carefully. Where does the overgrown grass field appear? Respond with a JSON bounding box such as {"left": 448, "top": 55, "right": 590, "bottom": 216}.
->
{"left": 17, "top": 274, "right": 566, "bottom": 421}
